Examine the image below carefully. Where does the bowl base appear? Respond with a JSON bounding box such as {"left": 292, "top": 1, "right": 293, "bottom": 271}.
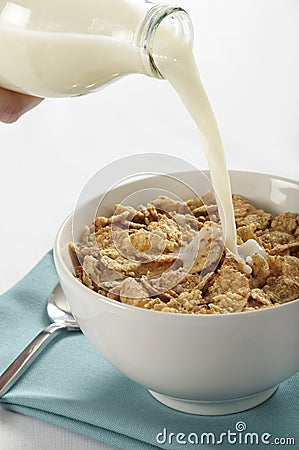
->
{"left": 149, "top": 385, "right": 278, "bottom": 415}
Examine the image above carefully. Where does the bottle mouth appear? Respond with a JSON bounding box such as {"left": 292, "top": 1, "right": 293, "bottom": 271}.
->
{"left": 136, "top": 4, "right": 194, "bottom": 79}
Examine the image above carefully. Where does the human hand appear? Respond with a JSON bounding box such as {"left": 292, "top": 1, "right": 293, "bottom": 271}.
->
{"left": 0, "top": 87, "right": 43, "bottom": 124}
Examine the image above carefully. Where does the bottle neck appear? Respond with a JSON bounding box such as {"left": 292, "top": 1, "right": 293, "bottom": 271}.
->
{"left": 135, "top": 4, "right": 193, "bottom": 79}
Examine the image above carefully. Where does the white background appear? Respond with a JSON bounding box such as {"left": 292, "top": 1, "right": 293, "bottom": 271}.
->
{"left": 0, "top": 0, "right": 298, "bottom": 448}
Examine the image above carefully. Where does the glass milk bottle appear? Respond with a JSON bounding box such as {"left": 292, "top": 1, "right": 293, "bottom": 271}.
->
{"left": 0, "top": 0, "right": 193, "bottom": 98}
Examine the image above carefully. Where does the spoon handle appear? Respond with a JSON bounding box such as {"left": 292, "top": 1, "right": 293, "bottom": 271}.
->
{"left": 0, "top": 322, "right": 66, "bottom": 397}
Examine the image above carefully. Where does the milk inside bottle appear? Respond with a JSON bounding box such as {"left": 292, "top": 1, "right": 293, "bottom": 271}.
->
{"left": 0, "top": 0, "right": 190, "bottom": 97}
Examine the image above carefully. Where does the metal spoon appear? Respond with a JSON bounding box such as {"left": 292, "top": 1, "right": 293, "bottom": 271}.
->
{"left": 0, "top": 283, "right": 80, "bottom": 397}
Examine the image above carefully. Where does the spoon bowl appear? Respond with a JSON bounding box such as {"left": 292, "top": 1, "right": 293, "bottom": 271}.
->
{"left": 47, "top": 283, "right": 78, "bottom": 327}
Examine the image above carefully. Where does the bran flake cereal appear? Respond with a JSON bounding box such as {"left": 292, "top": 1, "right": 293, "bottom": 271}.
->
{"left": 70, "top": 195, "right": 299, "bottom": 314}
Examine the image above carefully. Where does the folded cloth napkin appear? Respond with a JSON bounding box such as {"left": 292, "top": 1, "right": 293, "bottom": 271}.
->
{"left": 0, "top": 251, "right": 298, "bottom": 450}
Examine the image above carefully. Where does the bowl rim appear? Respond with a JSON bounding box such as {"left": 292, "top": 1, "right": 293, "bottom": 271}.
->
{"left": 54, "top": 169, "right": 299, "bottom": 320}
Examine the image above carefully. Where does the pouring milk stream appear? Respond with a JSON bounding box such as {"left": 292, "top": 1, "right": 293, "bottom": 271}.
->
{"left": 0, "top": 0, "right": 263, "bottom": 263}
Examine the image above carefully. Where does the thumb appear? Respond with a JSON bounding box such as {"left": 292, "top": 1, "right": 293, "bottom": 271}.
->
{"left": 0, "top": 88, "right": 43, "bottom": 124}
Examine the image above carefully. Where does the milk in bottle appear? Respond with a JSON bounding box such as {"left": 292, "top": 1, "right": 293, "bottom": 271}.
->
{"left": 0, "top": 0, "right": 191, "bottom": 97}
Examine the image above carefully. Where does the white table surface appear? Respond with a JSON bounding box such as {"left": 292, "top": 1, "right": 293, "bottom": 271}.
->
{"left": 1, "top": 0, "right": 298, "bottom": 448}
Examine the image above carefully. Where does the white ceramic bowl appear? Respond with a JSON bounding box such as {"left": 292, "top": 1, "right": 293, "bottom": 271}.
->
{"left": 54, "top": 171, "right": 299, "bottom": 415}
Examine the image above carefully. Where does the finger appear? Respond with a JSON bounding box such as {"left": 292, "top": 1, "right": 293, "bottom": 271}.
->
{"left": 0, "top": 88, "right": 43, "bottom": 124}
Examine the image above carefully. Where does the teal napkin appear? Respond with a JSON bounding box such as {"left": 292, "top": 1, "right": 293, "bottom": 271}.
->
{"left": 0, "top": 251, "right": 298, "bottom": 450}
